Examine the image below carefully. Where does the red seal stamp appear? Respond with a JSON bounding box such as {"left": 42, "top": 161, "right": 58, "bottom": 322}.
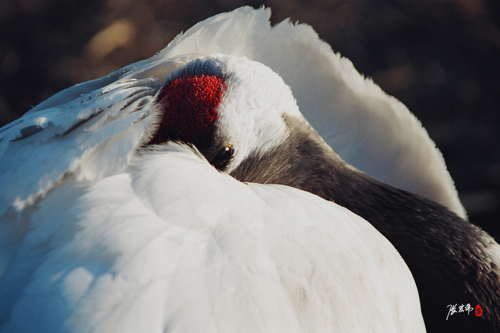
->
{"left": 475, "top": 304, "right": 483, "bottom": 317}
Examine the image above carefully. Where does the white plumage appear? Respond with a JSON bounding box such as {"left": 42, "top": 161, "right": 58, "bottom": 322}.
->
{"left": 3, "top": 6, "right": 477, "bottom": 332}
{"left": 1, "top": 143, "right": 425, "bottom": 332}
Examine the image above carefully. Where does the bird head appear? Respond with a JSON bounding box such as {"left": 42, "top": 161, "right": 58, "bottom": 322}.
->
{"left": 147, "top": 54, "right": 305, "bottom": 174}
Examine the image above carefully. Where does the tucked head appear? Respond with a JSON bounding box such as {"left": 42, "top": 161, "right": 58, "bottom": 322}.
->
{"left": 147, "top": 54, "right": 304, "bottom": 173}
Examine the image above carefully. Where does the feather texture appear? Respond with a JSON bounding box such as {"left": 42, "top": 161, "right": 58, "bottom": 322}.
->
{"left": 6, "top": 7, "right": 465, "bottom": 220}
{"left": 2, "top": 7, "right": 464, "bottom": 218}
{"left": 0, "top": 144, "right": 425, "bottom": 332}
{"left": 153, "top": 7, "right": 466, "bottom": 219}
{"left": 0, "top": 6, "right": 451, "bottom": 332}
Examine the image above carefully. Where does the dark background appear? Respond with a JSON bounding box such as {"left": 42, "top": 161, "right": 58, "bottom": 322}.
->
{"left": 1, "top": 0, "right": 499, "bottom": 239}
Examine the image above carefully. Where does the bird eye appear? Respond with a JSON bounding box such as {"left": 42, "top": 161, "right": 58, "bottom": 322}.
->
{"left": 211, "top": 145, "right": 233, "bottom": 170}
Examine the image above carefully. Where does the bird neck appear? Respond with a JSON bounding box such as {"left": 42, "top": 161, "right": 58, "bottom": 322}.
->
{"left": 230, "top": 114, "right": 500, "bottom": 332}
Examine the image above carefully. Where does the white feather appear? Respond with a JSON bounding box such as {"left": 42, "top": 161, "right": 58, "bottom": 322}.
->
{"left": 1, "top": 143, "right": 425, "bottom": 332}
{"left": 155, "top": 7, "right": 466, "bottom": 218}
{"left": 6, "top": 7, "right": 464, "bottom": 219}
{"left": 0, "top": 6, "right": 440, "bottom": 332}
{"left": 4, "top": 7, "right": 464, "bottom": 218}
{"left": 0, "top": 78, "right": 159, "bottom": 214}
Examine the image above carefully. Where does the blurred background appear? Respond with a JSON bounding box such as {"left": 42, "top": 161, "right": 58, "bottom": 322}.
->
{"left": 0, "top": 0, "right": 499, "bottom": 239}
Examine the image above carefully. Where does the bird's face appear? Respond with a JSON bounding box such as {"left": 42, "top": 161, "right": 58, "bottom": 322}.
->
{"left": 147, "top": 54, "right": 304, "bottom": 173}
